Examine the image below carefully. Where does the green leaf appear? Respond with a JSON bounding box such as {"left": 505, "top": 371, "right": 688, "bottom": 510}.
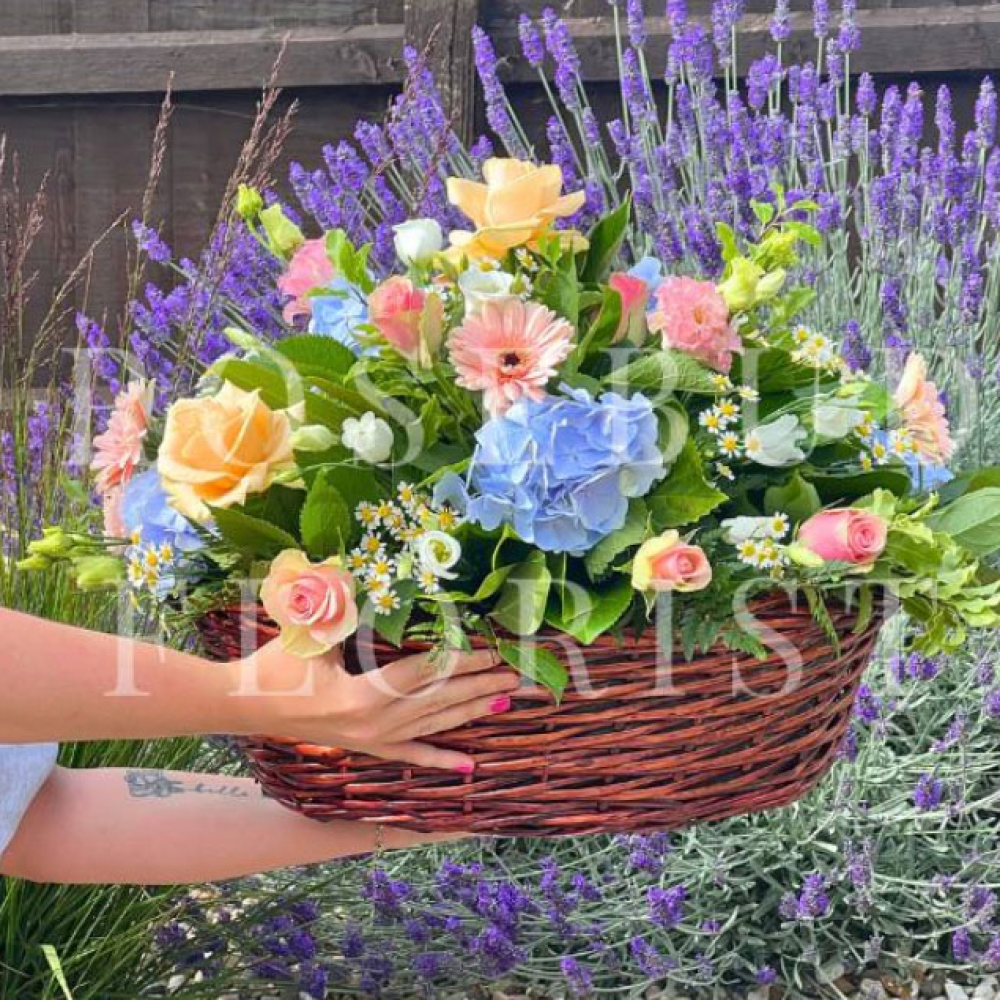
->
{"left": 372, "top": 580, "right": 416, "bottom": 647}
{"left": 606, "top": 349, "right": 718, "bottom": 395}
{"left": 716, "top": 222, "right": 738, "bottom": 264}
{"left": 299, "top": 472, "right": 352, "bottom": 559}
{"left": 491, "top": 552, "right": 552, "bottom": 635}
{"left": 581, "top": 198, "right": 631, "bottom": 283}
{"left": 803, "top": 586, "right": 841, "bottom": 656}
{"left": 276, "top": 335, "right": 357, "bottom": 378}
{"left": 585, "top": 500, "right": 648, "bottom": 579}
{"left": 209, "top": 506, "right": 299, "bottom": 560}
{"left": 764, "top": 472, "right": 822, "bottom": 523}
{"left": 212, "top": 357, "right": 295, "bottom": 410}
{"left": 547, "top": 576, "right": 634, "bottom": 645}
{"left": 568, "top": 286, "right": 622, "bottom": 371}
{"left": 937, "top": 465, "right": 1000, "bottom": 505}
{"left": 497, "top": 639, "right": 568, "bottom": 702}
{"left": 751, "top": 200, "right": 775, "bottom": 227}
{"left": 241, "top": 484, "right": 306, "bottom": 539}
{"left": 807, "top": 467, "right": 912, "bottom": 504}
{"left": 928, "top": 488, "right": 1000, "bottom": 557}
{"left": 541, "top": 249, "right": 580, "bottom": 326}
{"left": 646, "top": 440, "right": 727, "bottom": 529}
{"left": 738, "top": 348, "right": 827, "bottom": 392}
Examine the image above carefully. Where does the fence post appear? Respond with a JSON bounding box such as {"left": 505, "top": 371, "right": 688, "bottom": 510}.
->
{"left": 404, "top": 0, "right": 481, "bottom": 146}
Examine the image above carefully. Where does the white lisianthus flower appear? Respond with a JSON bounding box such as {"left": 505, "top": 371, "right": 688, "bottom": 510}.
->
{"left": 458, "top": 267, "right": 516, "bottom": 317}
{"left": 744, "top": 415, "right": 808, "bottom": 467}
{"left": 813, "top": 402, "right": 866, "bottom": 440}
{"left": 721, "top": 516, "right": 776, "bottom": 544}
{"left": 415, "top": 530, "right": 461, "bottom": 579}
{"left": 393, "top": 218, "right": 444, "bottom": 267}
{"left": 341, "top": 412, "right": 394, "bottom": 464}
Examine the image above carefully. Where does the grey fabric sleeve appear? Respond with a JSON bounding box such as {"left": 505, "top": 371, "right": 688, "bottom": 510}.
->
{"left": 0, "top": 743, "right": 58, "bottom": 859}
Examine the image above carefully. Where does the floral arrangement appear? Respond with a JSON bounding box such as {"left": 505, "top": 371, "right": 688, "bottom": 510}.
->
{"left": 23, "top": 156, "right": 1000, "bottom": 695}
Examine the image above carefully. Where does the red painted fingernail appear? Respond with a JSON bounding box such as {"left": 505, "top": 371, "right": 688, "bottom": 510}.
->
{"left": 490, "top": 695, "right": 511, "bottom": 714}
{"left": 454, "top": 762, "right": 475, "bottom": 774}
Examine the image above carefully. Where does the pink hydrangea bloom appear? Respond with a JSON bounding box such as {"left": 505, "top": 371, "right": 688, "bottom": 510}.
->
{"left": 90, "top": 380, "right": 153, "bottom": 495}
{"left": 448, "top": 297, "right": 575, "bottom": 416}
{"left": 277, "top": 239, "right": 335, "bottom": 324}
{"left": 648, "top": 277, "right": 741, "bottom": 373}
{"left": 893, "top": 353, "right": 955, "bottom": 464}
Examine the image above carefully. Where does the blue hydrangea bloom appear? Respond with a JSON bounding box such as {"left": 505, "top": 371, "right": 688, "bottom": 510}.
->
{"left": 308, "top": 278, "right": 368, "bottom": 354}
{"left": 122, "top": 470, "right": 204, "bottom": 553}
{"left": 871, "top": 430, "right": 953, "bottom": 490}
{"left": 628, "top": 256, "right": 665, "bottom": 311}
{"left": 436, "top": 388, "right": 664, "bottom": 555}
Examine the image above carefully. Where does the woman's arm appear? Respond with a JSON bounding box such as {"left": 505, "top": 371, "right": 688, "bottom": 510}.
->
{"left": 0, "top": 766, "right": 458, "bottom": 884}
{"left": 0, "top": 607, "right": 518, "bottom": 770}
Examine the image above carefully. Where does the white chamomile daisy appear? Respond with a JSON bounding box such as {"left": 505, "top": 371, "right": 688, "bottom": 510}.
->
{"left": 346, "top": 550, "right": 369, "bottom": 573}
{"left": 367, "top": 554, "right": 396, "bottom": 582}
{"left": 871, "top": 440, "right": 889, "bottom": 465}
{"left": 738, "top": 385, "right": 761, "bottom": 402}
{"left": 888, "top": 429, "right": 915, "bottom": 457}
{"left": 356, "top": 502, "right": 380, "bottom": 529}
{"left": 699, "top": 409, "right": 724, "bottom": 434}
{"left": 861, "top": 452, "right": 874, "bottom": 471}
{"left": 718, "top": 432, "right": 742, "bottom": 458}
{"left": 418, "top": 567, "right": 442, "bottom": 594}
{"left": 792, "top": 325, "right": 812, "bottom": 346}
{"left": 737, "top": 539, "right": 760, "bottom": 564}
{"left": 435, "top": 506, "right": 462, "bottom": 531}
{"left": 717, "top": 399, "right": 740, "bottom": 424}
{"left": 766, "top": 513, "right": 790, "bottom": 540}
{"left": 372, "top": 589, "right": 401, "bottom": 615}
{"left": 396, "top": 482, "right": 417, "bottom": 508}
{"left": 715, "top": 462, "right": 735, "bottom": 481}
{"left": 360, "top": 533, "right": 385, "bottom": 556}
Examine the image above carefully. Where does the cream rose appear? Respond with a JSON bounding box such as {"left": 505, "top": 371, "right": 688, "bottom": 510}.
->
{"left": 158, "top": 382, "right": 296, "bottom": 523}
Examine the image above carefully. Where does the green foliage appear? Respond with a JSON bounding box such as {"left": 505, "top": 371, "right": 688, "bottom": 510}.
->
{"left": 299, "top": 472, "right": 352, "bottom": 559}
{"left": 580, "top": 199, "right": 631, "bottom": 284}
{"left": 606, "top": 349, "right": 718, "bottom": 395}
{"left": 546, "top": 575, "right": 634, "bottom": 646}
{"left": 645, "top": 440, "right": 727, "bottom": 529}
{"left": 372, "top": 579, "right": 417, "bottom": 647}
{"left": 928, "top": 487, "right": 1000, "bottom": 557}
{"left": 491, "top": 552, "right": 551, "bottom": 635}
{"left": 496, "top": 639, "right": 568, "bottom": 702}
{"left": 764, "top": 472, "right": 822, "bottom": 523}
{"left": 208, "top": 504, "right": 299, "bottom": 561}
{"left": 584, "top": 500, "right": 648, "bottom": 579}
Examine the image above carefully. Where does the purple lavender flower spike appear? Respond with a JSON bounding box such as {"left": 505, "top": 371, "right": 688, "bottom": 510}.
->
{"left": 913, "top": 773, "right": 945, "bottom": 811}
{"left": 518, "top": 14, "right": 545, "bottom": 68}
{"left": 770, "top": 0, "right": 791, "bottom": 43}
{"left": 976, "top": 78, "right": 998, "bottom": 150}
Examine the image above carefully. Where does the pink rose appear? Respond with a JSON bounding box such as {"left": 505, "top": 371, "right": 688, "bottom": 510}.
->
{"left": 798, "top": 509, "right": 888, "bottom": 566}
{"left": 260, "top": 549, "right": 359, "bottom": 658}
{"left": 632, "top": 530, "right": 713, "bottom": 593}
{"left": 369, "top": 276, "right": 443, "bottom": 366}
{"left": 608, "top": 272, "right": 650, "bottom": 343}
{"left": 648, "top": 277, "right": 742, "bottom": 373}
{"left": 278, "top": 239, "right": 335, "bottom": 324}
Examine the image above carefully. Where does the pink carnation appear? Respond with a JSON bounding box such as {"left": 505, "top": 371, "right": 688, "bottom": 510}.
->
{"left": 90, "top": 380, "right": 153, "bottom": 495}
{"left": 648, "top": 277, "right": 741, "bottom": 373}
{"left": 278, "top": 239, "right": 335, "bottom": 324}
{"left": 893, "top": 353, "right": 955, "bottom": 464}
{"left": 448, "top": 297, "right": 575, "bottom": 416}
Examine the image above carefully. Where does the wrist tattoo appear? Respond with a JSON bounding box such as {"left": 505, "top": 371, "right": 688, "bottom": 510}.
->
{"left": 124, "top": 769, "right": 251, "bottom": 799}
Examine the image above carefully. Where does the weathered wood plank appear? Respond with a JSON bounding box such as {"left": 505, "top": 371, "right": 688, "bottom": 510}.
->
{"left": 0, "top": 5, "right": 998, "bottom": 97}
{"left": 149, "top": 0, "right": 403, "bottom": 31}
{"left": 489, "top": 6, "right": 1000, "bottom": 81}
{"left": 404, "top": 0, "right": 481, "bottom": 143}
{"left": 72, "top": 0, "right": 150, "bottom": 33}
{"left": 0, "top": 27, "right": 405, "bottom": 96}
{"left": 0, "top": 0, "right": 71, "bottom": 35}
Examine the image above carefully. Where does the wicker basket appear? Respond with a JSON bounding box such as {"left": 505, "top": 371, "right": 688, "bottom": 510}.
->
{"left": 197, "top": 593, "right": 880, "bottom": 837}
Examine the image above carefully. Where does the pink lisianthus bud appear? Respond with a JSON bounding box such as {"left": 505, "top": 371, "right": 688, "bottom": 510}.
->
{"left": 278, "top": 239, "right": 336, "bottom": 324}
{"left": 608, "top": 272, "right": 650, "bottom": 344}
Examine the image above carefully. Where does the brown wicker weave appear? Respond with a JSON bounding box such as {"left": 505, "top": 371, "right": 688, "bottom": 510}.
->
{"left": 197, "top": 593, "right": 880, "bottom": 837}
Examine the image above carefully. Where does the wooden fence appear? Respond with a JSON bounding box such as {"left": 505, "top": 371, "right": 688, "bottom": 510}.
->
{"left": 0, "top": 0, "right": 998, "bottom": 330}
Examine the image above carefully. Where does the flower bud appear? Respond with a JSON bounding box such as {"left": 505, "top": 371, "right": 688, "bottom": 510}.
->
{"left": 341, "top": 412, "right": 394, "bottom": 464}
{"left": 718, "top": 257, "right": 765, "bottom": 312}
{"left": 259, "top": 205, "right": 304, "bottom": 259}
{"left": 16, "top": 553, "right": 53, "bottom": 572}
{"left": 236, "top": 184, "right": 264, "bottom": 223}
{"left": 393, "top": 218, "right": 444, "bottom": 267}
{"left": 291, "top": 424, "right": 338, "bottom": 453}
{"left": 73, "top": 555, "right": 126, "bottom": 591}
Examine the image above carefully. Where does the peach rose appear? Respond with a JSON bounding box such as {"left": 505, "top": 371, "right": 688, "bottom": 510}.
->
{"left": 277, "top": 238, "right": 335, "bottom": 324}
{"left": 261, "top": 549, "right": 359, "bottom": 657}
{"left": 157, "top": 382, "right": 296, "bottom": 523}
{"left": 798, "top": 509, "right": 888, "bottom": 566}
{"left": 609, "top": 272, "right": 651, "bottom": 344}
{"left": 632, "top": 530, "right": 713, "bottom": 593}
{"left": 893, "top": 352, "right": 955, "bottom": 464}
{"left": 368, "top": 277, "right": 444, "bottom": 367}
{"left": 446, "top": 158, "right": 587, "bottom": 259}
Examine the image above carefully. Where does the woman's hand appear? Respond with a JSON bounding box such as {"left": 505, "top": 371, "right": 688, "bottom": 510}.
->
{"left": 232, "top": 640, "right": 520, "bottom": 773}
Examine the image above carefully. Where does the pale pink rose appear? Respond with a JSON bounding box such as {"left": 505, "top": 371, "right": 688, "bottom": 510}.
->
{"left": 368, "top": 276, "right": 431, "bottom": 359}
{"left": 448, "top": 297, "right": 575, "bottom": 416}
{"left": 102, "top": 485, "right": 127, "bottom": 539}
{"left": 260, "top": 549, "right": 359, "bottom": 658}
{"left": 798, "top": 509, "right": 888, "bottom": 566}
{"left": 632, "top": 530, "right": 713, "bottom": 593}
{"left": 90, "top": 380, "right": 153, "bottom": 495}
{"left": 278, "top": 239, "right": 335, "bottom": 324}
{"left": 648, "top": 277, "right": 742, "bottom": 373}
{"left": 608, "top": 272, "right": 650, "bottom": 343}
{"left": 893, "top": 353, "right": 955, "bottom": 464}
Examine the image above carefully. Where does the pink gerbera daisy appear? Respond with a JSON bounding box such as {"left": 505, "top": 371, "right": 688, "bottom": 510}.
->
{"left": 90, "top": 380, "right": 153, "bottom": 495}
{"left": 448, "top": 298, "right": 575, "bottom": 416}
